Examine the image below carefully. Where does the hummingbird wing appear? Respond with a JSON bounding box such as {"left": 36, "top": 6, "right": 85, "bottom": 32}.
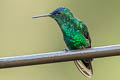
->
{"left": 80, "top": 23, "right": 91, "bottom": 47}
{"left": 74, "top": 22, "right": 93, "bottom": 78}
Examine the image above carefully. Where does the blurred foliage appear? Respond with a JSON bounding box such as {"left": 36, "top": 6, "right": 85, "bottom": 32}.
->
{"left": 0, "top": 0, "right": 120, "bottom": 80}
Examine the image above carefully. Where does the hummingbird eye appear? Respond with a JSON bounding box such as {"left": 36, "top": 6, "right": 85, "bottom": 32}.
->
{"left": 57, "top": 12, "right": 61, "bottom": 14}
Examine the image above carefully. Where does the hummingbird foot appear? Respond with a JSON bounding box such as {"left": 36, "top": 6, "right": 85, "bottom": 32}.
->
{"left": 64, "top": 48, "right": 69, "bottom": 52}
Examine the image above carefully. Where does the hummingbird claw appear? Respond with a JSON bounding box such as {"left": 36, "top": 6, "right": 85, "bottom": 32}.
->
{"left": 64, "top": 48, "right": 69, "bottom": 52}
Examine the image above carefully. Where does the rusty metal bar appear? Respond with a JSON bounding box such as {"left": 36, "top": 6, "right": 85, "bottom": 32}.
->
{"left": 0, "top": 44, "right": 120, "bottom": 69}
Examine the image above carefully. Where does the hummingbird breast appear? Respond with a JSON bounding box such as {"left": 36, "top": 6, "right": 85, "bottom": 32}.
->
{"left": 54, "top": 15, "right": 87, "bottom": 50}
{"left": 64, "top": 32, "right": 86, "bottom": 50}
{"left": 61, "top": 25, "right": 87, "bottom": 50}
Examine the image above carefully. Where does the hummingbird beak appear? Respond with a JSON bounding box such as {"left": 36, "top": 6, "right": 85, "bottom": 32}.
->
{"left": 32, "top": 14, "right": 52, "bottom": 18}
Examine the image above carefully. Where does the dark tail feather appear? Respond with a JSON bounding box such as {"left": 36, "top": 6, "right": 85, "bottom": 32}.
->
{"left": 74, "top": 59, "right": 93, "bottom": 78}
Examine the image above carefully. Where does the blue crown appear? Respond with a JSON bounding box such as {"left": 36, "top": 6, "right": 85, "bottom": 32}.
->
{"left": 50, "top": 7, "right": 65, "bottom": 15}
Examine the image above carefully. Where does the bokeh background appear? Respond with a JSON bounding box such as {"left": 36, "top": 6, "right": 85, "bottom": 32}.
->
{"left": 1, "top": 0, "right": 120, "bottom": 80}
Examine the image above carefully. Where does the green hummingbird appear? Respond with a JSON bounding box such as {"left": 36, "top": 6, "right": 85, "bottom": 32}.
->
{"left": 32, "top": 7, "right": 93, "bottom": 78}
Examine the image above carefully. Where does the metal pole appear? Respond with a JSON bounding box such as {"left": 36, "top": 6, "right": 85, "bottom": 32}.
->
{"left": 0, "top": 44, "right": 120, "bottom": 69}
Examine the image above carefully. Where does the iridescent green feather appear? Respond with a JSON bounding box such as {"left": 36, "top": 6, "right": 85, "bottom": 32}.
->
{"left": 52, "top": 8, "right": 90, "bottom": 49}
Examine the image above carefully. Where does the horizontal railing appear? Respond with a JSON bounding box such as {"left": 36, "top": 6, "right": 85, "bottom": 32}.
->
{"left": 0, "top": 44, "right": 120, "bottom": 69}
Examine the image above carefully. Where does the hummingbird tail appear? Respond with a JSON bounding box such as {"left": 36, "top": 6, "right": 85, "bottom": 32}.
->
{"left": 74, "top": 59, "right": 93, "bottom": 78}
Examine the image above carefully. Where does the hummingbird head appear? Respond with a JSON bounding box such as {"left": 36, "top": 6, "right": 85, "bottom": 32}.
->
{"left": 32, "top": 7, "right": 73, "bottom": 23}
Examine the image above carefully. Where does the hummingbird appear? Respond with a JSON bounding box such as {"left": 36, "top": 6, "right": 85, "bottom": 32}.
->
{"left": 32, "top": 7, "right": 93, "bottom": 78}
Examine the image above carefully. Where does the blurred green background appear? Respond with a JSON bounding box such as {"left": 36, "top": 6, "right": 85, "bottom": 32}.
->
{"left": 1, "top": 0, "right": 120, "bottom": 80}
